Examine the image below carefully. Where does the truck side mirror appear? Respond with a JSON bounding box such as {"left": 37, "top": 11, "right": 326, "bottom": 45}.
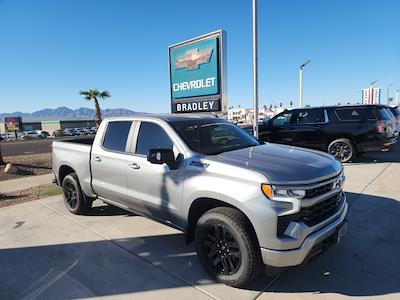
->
{"left": 147, "top": 148, "right": 176, "bottom": 168}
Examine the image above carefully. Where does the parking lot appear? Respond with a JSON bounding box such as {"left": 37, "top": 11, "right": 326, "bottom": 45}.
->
{"left": 1, "top": 146, "right": 399, "bottom": 300}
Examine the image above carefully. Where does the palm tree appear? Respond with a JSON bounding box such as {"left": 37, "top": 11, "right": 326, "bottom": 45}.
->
{"left": 79, "top": 89, "right": 111, "bottom": 128}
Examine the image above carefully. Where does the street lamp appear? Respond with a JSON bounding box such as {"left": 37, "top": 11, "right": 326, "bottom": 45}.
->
{"left": 387, "top": 83, "right": 392, "bottom": 104}
{"left": 395, "top": 89, "right": 400, "bottom": 106}
{"left": 252, "top": 0, "right": 259, "bottom": 138}
{"left": 299, "top": 60, "right": 311, "bottom": 108}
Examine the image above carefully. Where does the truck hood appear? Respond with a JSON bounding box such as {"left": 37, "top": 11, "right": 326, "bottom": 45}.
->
{"left": 207, "top": 143, "right": 342, "bottom": 184}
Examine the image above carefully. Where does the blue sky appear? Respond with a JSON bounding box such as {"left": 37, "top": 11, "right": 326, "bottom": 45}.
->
{"left": 0, "top": 0, "right": 399, "bottom": 113}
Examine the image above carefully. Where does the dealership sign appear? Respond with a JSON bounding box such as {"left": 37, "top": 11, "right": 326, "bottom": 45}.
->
{"left": 362, "top": 87, "right": 381, "bottom": 104}
{"left": 169, "top": 30, "right": 227, "bottom": 114}
{"left": 4, "top": 117, "right": 22, "bottom": 131}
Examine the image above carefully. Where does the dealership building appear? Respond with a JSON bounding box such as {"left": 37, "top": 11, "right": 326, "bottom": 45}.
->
{"left": 0, "top": 119, "right": 95, "bottom": 135}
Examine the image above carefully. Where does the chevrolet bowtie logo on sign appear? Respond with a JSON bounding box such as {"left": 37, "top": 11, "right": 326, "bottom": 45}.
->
{"left": 175, "top": 48, "right": 213, "bottom": 71}
{"left": 169, "top": 30, "right": 226, "bottom": 114}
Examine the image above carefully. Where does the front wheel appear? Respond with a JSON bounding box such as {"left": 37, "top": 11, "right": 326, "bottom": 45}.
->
{"left": 328, "top": 138, "right": 356, "bottom": 163}
{"left": 194, "top": 207, "right": 262, "bottom": 287}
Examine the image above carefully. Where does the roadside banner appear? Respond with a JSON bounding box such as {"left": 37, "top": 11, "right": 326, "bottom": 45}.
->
{"left": 169, "top": 30, "right": 227, "bottom": 114}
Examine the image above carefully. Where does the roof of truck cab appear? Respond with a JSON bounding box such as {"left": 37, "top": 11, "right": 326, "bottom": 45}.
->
{"left": 286, "top": 104, "right": 390, "bottom": 111}
{"left": 103, "top": 114, "right": 224, "bottom": 123}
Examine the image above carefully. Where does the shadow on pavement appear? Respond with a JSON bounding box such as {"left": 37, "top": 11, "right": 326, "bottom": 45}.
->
{"left": 1, "top": 192, "right": 399, "bottom": 299}
{"left": 264, "top": 191, "right": 400, "bottom": 297}
{"left": 350, "top": 143, "right": 400, "bottom": 164}
{"left": 86, "top": 204, "right": 136, "bottom": 217}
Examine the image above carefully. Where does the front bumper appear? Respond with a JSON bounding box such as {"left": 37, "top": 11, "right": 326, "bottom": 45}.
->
{"left": 260, "top": 200, "right": 348, "bottom": 267}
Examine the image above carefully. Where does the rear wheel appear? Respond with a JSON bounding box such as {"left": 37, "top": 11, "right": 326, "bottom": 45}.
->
{"left": 194, "top": 207, "right": 261, "bottom": 287}
{"left": 328, "top": 138, "right": 356, "bottom": 162}
{"left": 62, "top": 173, "right": 93, "bottom": 214}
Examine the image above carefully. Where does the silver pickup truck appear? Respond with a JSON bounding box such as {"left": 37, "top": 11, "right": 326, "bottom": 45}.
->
{"left": 53, "top": 114, "right": 348, "bottom": 287}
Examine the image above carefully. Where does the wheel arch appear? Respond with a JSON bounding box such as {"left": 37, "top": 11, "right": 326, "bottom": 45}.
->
{"left": 59, "top": 164, "right": 76, "bottom": 185}
{"left": 185, "top": 197, "right": 259, "bottom": 248}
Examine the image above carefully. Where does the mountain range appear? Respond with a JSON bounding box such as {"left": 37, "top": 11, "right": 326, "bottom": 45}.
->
{"left": 0, "top": 106, "right": 140, "bottom": 122}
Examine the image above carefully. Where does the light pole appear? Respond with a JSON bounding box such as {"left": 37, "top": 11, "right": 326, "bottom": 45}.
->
{"left": 387, "top": 83, "right": 392, "bottom": 104}
{"left": 299, "top": 60, "right": 311, "bottom": 108}
{"left": 395, "top": 89, "right": 400, "bottom": 106}
{"left": 252, "top": 0, "right": 259, "bottom": 138}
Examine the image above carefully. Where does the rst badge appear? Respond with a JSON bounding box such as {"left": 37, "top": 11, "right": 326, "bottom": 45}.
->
{"left": 169, "top": 30, "right": 226, "bottom": 114}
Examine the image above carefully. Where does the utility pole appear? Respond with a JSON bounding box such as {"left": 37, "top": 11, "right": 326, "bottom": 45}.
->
{"left": 299, "top": 60, "right": 311, "bottom": 108}
{"left": 252, "top": 0, "right": 259, "bottom": 138}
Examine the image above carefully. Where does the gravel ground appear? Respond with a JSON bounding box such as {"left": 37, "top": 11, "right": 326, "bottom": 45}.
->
{"left": 0, "top": 183, "right": 62, "bottom": 208}
{"left": 0, "top": 153, "right": 52, "bottom": 182}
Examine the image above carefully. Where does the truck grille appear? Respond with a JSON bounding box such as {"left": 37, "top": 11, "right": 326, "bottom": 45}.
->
{"left": 305, "top": 183, "right": 334, "bottom": 198}
{"left": 277, "top": 193, "right": 342, "bottom": 236}
{"left": 301, "top": 194, "right": 341, "bottom": 226}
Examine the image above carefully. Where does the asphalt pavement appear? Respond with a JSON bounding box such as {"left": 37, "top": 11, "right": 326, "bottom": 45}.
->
{"left": 0, "top": 146, "right": 399, "bottom": 299}
{"left": 0, "top": 137, "right": 84, "bottom": 156}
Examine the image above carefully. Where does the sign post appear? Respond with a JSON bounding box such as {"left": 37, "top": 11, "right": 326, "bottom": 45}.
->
{"left": 169, "top": 30, "right": 227, "bottom": 115}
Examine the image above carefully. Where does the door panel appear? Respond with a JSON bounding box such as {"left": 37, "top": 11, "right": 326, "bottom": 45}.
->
{"left": 126, "top": 156, "right": 184, "bottom": 226}
{"left": 126, "top": 121, "right": 184, "bottom": 227}
{"left": 290, "top": 109, "right": 327, "bottom": 149}
{"left": 90, "top": 120, "right": 134, "bottom": 207}
{"left": 91, "top": 149, "right": 131, "bottom": 207}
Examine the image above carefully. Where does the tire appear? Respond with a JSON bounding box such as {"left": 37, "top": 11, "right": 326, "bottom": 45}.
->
{"left": 194, "top": 207, "right": 262, "bottom": 287}
{"left": 327, "top": 138, "right": 356, "bottom": 163}
{"left": 62, "top": 173, "right": 93, "bottom": 215}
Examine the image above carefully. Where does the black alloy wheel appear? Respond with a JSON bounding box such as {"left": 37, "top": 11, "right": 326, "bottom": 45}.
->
{"left": 195, "top": 207, "right": 261, "bottom": 287}
{"left": 64, "top": 179, "right": 78, "bottom": 210}
{"left": 62, "top": 173, "right": 92, "bottom": 215}
{"left": 201, "top": 224, "right": 241, "bottom": 275}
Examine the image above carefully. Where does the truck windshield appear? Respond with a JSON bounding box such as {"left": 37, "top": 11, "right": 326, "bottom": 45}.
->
{"left": 170, "top": 119, "right": 261, "bottom": 155}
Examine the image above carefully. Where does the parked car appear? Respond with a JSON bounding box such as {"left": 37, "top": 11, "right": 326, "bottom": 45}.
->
{"left": 24, "top": 130, "right": 49, "bottom": 139}
{"left": 53, "top": 115, "right": 348, "bottom": 287}
{"left": 248, "top": 105, "right": 397, "bottom": 162}
{"left": 387, "top": 106, "right": 400, "bottom": 137}
{"left": 82, "top": 127, "right": 96, "bottom": 135}
{"left": 52, "top": 129, "right": 63, "bottom": 137}
{"left": 74, "top": 128, "right": 86, "bottom": 135}
{"left": 63, "top": 128, "right": 78, "bottom": 136}
{"left": 24, "top": 131, "right": 39, "bottom": 139}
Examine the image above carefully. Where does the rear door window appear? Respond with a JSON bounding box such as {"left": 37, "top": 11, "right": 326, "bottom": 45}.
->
{"left": 135, "top": 122, "right": 174, "bottom": 155}
{"left": 102, "top": 121, "right": 132, "bottom": 152}
{"left": 334, "top": 107, "right": 375, "bottom": 121}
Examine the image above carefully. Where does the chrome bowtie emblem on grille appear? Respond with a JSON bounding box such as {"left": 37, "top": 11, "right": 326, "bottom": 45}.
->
{"left": 175, "top": 48, "right": 213, "bottom": 70}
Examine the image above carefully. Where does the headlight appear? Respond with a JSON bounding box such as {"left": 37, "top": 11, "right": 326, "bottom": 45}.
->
{"left": 261, "top": 183, "right": 303, "bottom": 216}
{"left": 261, "top": 184, "right": 306, "bottom": 199}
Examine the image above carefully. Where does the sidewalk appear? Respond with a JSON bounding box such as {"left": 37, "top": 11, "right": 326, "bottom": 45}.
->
{"left": 0, "top": 173, "right": 53, "bottom": 194}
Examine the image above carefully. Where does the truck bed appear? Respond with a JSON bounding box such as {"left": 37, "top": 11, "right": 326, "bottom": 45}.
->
{"left": 58, "top": 137, "right": 95, "bottom": 145}
{"left": 52, "top": 137, "right": 94, "bottom": 196}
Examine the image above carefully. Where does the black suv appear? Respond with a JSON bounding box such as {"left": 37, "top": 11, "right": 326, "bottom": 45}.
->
{"left": 253, "top": 105, "right": 397, "bottom": 162}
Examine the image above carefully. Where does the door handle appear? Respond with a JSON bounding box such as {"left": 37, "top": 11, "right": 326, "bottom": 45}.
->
{"left": 128, "top": 162, "right": 140, "bottom": 170}
{"left": 93, "top": 156, "right": 102, "bottom": 162}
